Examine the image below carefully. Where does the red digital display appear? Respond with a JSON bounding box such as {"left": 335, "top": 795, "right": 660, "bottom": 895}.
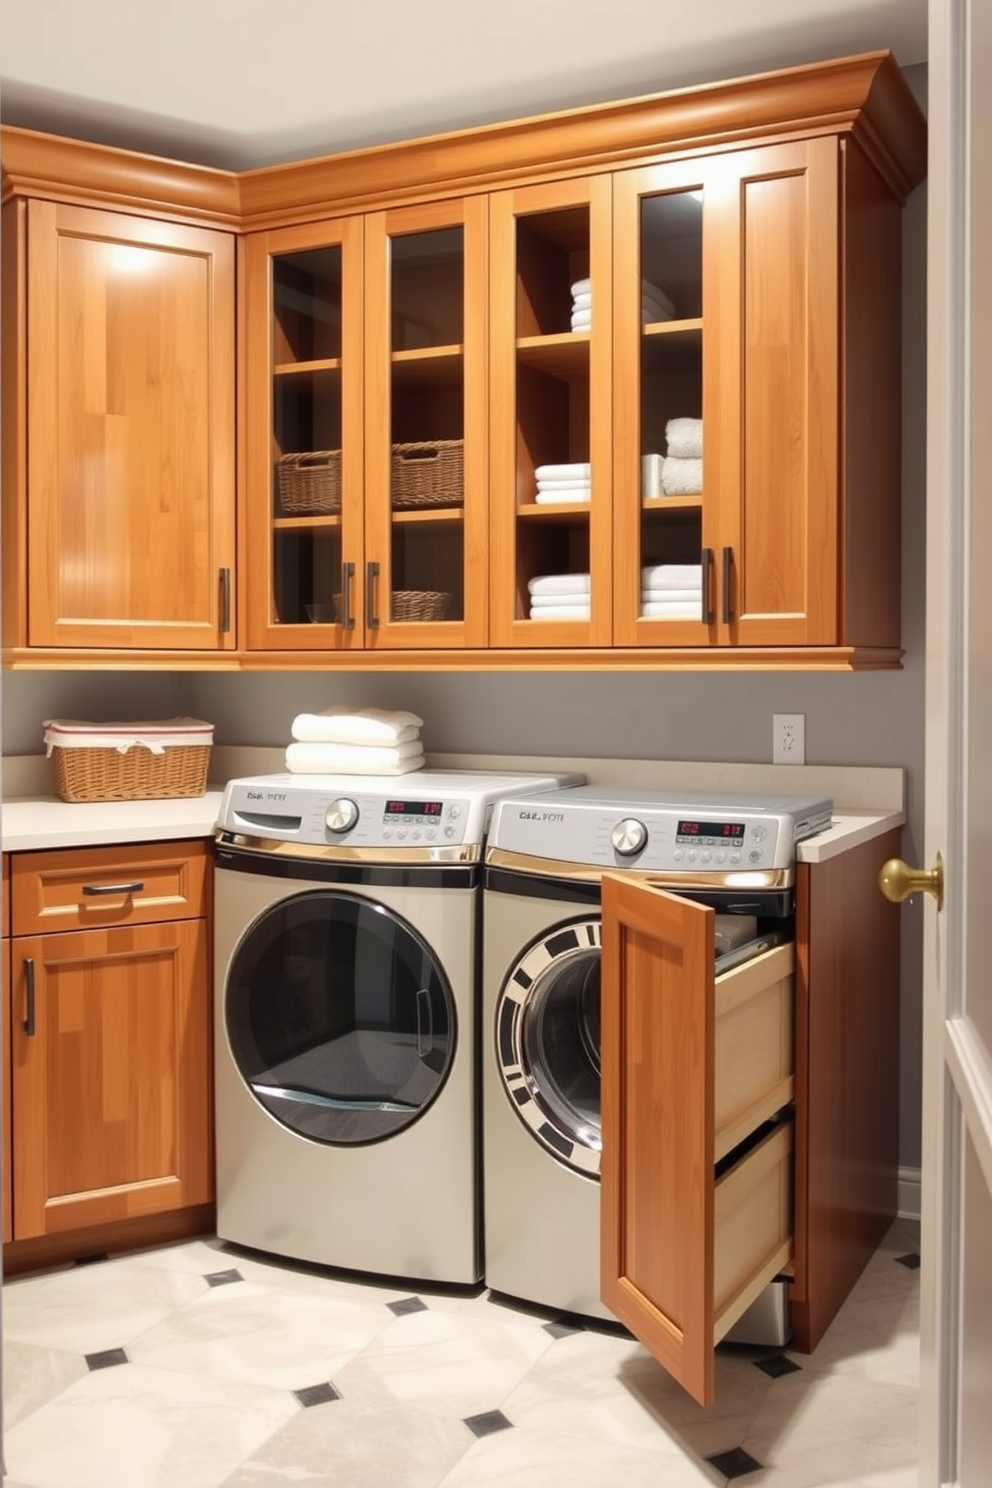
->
{"left": 385, "top": 800, "right": 443, "bottom": 816}
{"left": 676, "top": 820, "right": 746, "bottom": 839}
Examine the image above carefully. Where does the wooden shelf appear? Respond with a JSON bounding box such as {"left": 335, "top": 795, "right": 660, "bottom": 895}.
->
{"left": 642, "top": 495, "right": 702, "bottom": 514}
{"left": 516, "top": 332, "right": 590, "bottom": 380}
{"left": 391, "top": 505, "right": 464, "bottom": 525}
{"left": 517, "top": 501, "right": 592, "bottom": 523}
{"left": 272, "top": 513, "right": 343, "bottom": 531}
{"left": 641, "top": 320, "right": 702, "bottom": 373}
{"left": 274, "top": 358, "right": 342, "bottom": 378}
{"left": 390, "top": 344, "right": 463, "bottom": 385}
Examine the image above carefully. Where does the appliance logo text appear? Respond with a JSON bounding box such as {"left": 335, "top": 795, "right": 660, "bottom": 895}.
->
{"left": 518, "top": 810, "right": 565, "bottom": 822}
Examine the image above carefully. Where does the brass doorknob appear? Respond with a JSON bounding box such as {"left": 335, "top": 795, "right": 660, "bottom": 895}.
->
{"left": 878, "top": 852, "right": 944, "bottom": 910}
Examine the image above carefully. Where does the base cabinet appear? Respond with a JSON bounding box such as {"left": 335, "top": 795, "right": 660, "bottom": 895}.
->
{"left": 600, "top": 829, "right": 901, "bottom": 1405}
{"left": 6, "top": 841, "right": 213, "bottom": 1244}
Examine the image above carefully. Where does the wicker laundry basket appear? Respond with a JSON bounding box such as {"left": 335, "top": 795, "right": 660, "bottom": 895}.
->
{"left": 391, "top": 440, "right": 464, "bottom": 509}
{"left": 391, "top": 590, "right": 455, "bottom": 621}
{"left": 277, "top": 450, "right": 343, "bottom": 514}
{"left": 44, "top": 718, "right": 214, "bottom": 803}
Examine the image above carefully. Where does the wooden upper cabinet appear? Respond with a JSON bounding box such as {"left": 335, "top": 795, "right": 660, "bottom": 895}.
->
{"left": 13, "top": 200, "right": 236, "bottom": 652}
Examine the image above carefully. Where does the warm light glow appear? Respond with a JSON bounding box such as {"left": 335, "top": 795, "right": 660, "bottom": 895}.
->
{"left": 109, "top": 243, "right": 156, "bottom": 275}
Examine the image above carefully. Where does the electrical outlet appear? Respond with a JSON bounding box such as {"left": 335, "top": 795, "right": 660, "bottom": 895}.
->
{"left": 773, "top": 713, "right": 806, "bottom": 765}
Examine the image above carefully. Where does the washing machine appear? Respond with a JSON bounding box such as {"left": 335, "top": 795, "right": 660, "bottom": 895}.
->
{"left": 481, "top": 783, "right": 833, "bottom": 1321}
{"left": 213, "top": 766, "right": 580, "bottom": 1285}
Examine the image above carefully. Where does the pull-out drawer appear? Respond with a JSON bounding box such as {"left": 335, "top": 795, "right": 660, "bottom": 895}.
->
{"left": 600, "top": 873, "right": 795, "bottom": 1408}
{"left": 11, "top": 840, "right": 208, "bottom": 935}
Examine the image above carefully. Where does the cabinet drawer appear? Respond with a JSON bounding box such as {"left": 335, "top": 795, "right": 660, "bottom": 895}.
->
{"left": 713, "top": 1119, "right": 793, "bottom": 1345}
{"left": 11, "top": 841, "right": 208, "bottom": 935}
{"left": 714, "top": 941, "right": 795, "bottom": 1160}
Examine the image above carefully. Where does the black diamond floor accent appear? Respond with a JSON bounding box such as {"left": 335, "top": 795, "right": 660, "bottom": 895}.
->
{"left": 543, "top": 1319, "right": 583, "bottom": 1339}
{"left": 895, "top": 1252, "right": 921, "bottom": 1270}
{"left": 294, "top": 1381, "right": 341, "bottom": 1407}
{"left": 205, "top": 1268, "right": 244, "bottom": 1287}
{"left": 706, "top": 1446, "right": 764, "bottom": 1479}
{"left": 753, "top": 1351, "right": 802, "bottom": 1379}
{"left": 464, "top": 1409, "right": 513, "bottom": 1439}
{"left": 85, "top": 1347, "right": 129, "bottom": 1371}
{"left": 388, "top": 1296, "right": 428, "bottom": 1316}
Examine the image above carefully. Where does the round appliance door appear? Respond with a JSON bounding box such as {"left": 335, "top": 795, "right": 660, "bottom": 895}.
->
{"left": 495, "top": 916, "right": 602, "bottom": 1177}
{"left": 225, "top": 888, "right": 455, "bottom": 1145}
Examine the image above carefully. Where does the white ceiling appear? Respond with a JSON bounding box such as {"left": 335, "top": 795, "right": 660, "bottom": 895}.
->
{"left": 0, "top": 0, "right": 928, "bottom": 171}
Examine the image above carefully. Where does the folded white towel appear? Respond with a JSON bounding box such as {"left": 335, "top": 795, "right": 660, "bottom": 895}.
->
{"left": 641, "top": 305, "right": 674, "bottom": 325}
{"left": 641, "top": 580, "right": 702, "bottom": 595}
{"left": 535, "top": 474, "right": 593, "bottom": 489}
{"left": 530, "top": 592, "right": 593, "bottom": 607}
{"left": 665, "top": 417, "right": 703, "bottom": 460}
{"left": 529, "top": 572, "right": 591, "bottom": 596}
{"left": 641, "top": 564, "right": 703, "bottom": 586}
{"left": 571, "top": 277, "right": 591, "bottom": 297}
{"left": 291, "top": 707, "right": 424, "bottom": 746}
{"left": 535, "top": 488, "right": 591, "bottom": 504}
{"left": 534, "top": 463, "right": 591, "bottom": 481}
{"left": 640, "top": 601, "right": 701, "bottom": 619}
{"left": 571, "top": 290, "right": 592, "bottom": 311}
{"left": 662, "top": 456, "right": 703, "bottom": 496}
{"left": 571, "top": 312, "right": 591, "bottom": 332}
{"left": 642, "top": 280, "right": 676, "bottom": 316}
{"left": 528, "top": 605, "right": 591, "bottom": 621}
{"left": 285, "top": 740, "right": 425, "bottom": 775}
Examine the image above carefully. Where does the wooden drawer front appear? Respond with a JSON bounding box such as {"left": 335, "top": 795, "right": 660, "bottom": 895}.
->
{"left": 11, "top": 841, "right": 208, "bottom": 935}
{"left": 713, "top": 1119, "right": 793, "bottom": 1344}
{"left": 714, "top": 942, "right": 795, "bottom": 1160}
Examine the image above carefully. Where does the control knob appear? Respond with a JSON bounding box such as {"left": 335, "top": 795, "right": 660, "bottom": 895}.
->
{"left": 325, "top": 797, "right": 359, "bottom": 833}
{"left": 610, "top": 817, "right": 648, "bottom": 856}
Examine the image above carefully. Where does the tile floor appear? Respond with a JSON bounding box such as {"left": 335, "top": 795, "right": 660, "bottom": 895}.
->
{"left": 1, "top": 1219, "right": 920, "bottom": 1488}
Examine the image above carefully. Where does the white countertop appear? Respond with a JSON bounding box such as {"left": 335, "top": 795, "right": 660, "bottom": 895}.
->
{"left": 0, "top": 791, "right": 225, "bottom": 852}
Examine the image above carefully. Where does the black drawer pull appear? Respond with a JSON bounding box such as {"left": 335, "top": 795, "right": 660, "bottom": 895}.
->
{"left": 722, "top": 545, "right": 734, "bottom": 624}
{"left": 701, "top": 547, "right": 714, "bottom": 624}
{"left": 366, "top": 561, "right": 380, "bottom": 630}
{"left": 220, "top": 567, "right": 232, "bottom": 633}
{"left": 24, "top": 958, "right": 36, "bottom": 1037}
{"left": 340, "top": 561, "right": 356, "bottom": 630}
{"left": 82, "top": 881, "right": 145, "bottom": 896}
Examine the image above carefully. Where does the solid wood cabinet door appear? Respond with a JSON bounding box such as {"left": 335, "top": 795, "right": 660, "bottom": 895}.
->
{"left": 10, "top": 918, "right": 211, "bottom": 1239}
{"left": 600, "top": 874, "right": 793, "bottom": 1406}
{"left": 26, "top": 200, "right": 236, "bottom": 650}
{"left": 2, "top": 931, "right": 10, "bottom": 1246}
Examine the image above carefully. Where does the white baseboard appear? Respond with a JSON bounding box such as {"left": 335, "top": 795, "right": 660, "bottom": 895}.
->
{"left": 899, "top": 1165, "right": 922, "bottom": 1220}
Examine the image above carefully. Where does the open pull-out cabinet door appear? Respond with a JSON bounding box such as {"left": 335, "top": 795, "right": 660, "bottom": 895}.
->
{"left": 600, "top": 873, "right": 793, "bottom": 1407}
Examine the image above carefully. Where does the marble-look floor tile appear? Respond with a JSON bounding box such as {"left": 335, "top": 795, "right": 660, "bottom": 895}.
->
{"left": 333, "top": 1307, "right": 556, "bottom": 1420}
{"left": 2, "top": 1339, "right": 90, "bottom": 1428}
{"left": 2, "top": 1362, "right": 297, "bottom": 1488}
{"left": 127, "top": 1279, "right": 396, "bottom": 1390}
{"left": 220, "top": 1397, "right": 473, "bottom": 1488}
{"left": 2, "top": 1258, "right": 209, "bottom": 1352}
{"left": 741, "top": 1367, "right": 919, "bottom": 1481}
{"left": 434, "top": 1423, "right": 720, "bottom": 1487}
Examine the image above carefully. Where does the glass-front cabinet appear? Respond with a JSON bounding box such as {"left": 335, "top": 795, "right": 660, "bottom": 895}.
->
{"left": 612, "top": 141, "right": 840, "bottom": 648}
{"left": 488, "top": 177, "right": 614, "bottom": 647}
{"left": 244, "top": 200, "right": 487, "bottom": 651}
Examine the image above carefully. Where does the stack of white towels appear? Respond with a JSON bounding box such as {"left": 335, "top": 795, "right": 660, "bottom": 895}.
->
{"left": 570, "top": 277, "right": 675, "bottom": 332}
{"left": 285, "top": 707, "right": 425, "bottom": 776}
{"left": 534, "top": 461, "right": 591, "bottom": 505}
{"left": 641, "top": 564, "right": 703, "bottom": 620}
{"left": 528, "top": 573, "right": 591, "bottom": 621}
{"left": 661, "top": 416, "right": 703, "bottom": 496}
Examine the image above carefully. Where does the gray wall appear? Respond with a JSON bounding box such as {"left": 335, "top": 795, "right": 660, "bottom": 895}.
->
{"left": 1, "top": 67, "right": 928, "bottom": 1173}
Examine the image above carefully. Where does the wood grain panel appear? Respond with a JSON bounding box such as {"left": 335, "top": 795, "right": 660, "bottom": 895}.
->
{"left": 1, "top": 198, "right": 29, "bottom": 652}
{"left": 10, "top": 917, "right": 211, "bottom": 1239}
{"left": 25, "top": 200, "right": 235, "bottom": 650}
{"left": 3, "top": 1201, "right": 214, "bottom": 1276}
{"left": 2, "top": 922, "right": 11, "bottom": 1244}
{"left": 11, "top": 841, "right": 208, "bottom": 937}
{"left": 789, "top": 827, "right": 902, "bottom": 1351}
{"left": 601, "top": 875, "right": 716, "bottom": 1405}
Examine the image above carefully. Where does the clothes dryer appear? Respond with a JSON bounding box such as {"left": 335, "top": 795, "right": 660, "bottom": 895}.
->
{"left": 482, "top": 784, "right": 831, "bottom": 1322}
{"left": 213, "top": 767, "right": 580, "bottom": 1285}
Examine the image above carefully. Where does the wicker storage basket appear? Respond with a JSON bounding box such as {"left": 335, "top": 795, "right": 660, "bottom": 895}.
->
{"left": 44, "top": 719, "right": 214, "bottom": 803}
{"left": 277, "top": 450, "right": 342, "bottom": 514}
{"left": 391, "top": 589, "right": 455, "bottom": 621}
{"left": 391, "top": 440, "right": 464, "bottom": 509}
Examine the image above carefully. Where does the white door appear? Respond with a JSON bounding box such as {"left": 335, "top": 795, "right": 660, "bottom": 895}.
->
{"left": 920, "top": 2, "right": 992, "bottom": 1482}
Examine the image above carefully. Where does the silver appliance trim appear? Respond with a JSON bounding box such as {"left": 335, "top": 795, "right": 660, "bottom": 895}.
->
{"left": 484, "top": 846, "right": 794, "bottom": 891}
{"left": 215, "top": 829, "right": 481, "bottom": 865}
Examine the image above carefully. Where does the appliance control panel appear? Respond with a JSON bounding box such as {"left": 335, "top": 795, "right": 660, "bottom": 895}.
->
{"left": 487, "top": 787, "right": 833, "bottom": 873}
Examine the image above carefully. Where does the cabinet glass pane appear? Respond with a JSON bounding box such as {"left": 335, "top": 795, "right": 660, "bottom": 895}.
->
{"left": 271, "top": 247, "right": 344, "bottom": 627}
{"left": 638, "top": 191, "right": 704, "bottom": 622}
{"left": 389, "top": 228, "right": 465, "bottom": 625}
{"left": 512, "top": 206, "right": 591, "bottom": 621}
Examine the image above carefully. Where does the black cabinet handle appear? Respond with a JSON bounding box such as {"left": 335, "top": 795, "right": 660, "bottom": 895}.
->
{"left": 82, "top": 881, "right": 144, "bottom": 896}
{"left": 701, "top": 547, "right": 714, "bottom": 624}
{"left": 722, "top": 546, "right": 734, "bottom": 624}
{"left": 366, "top": 561, "right": 380, "bottom": 630}
{"left": 24, "top": 958, "right": 35, "bottom": 1037}
{"left": 219, "top": 567, "right": 232, "bottom": 633}
{"left": 340, "top": 562, "right": 356, "bottom": 630}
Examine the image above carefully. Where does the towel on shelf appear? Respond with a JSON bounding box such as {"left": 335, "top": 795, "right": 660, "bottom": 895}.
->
{"left": 570, "top": 312, "right": 591, "bottom": 332}
{"left": 291, "top": 706, "right": 423, "bottom": 746}
{"left": 535, "top": 490, "right": 592, "bottom": 505}
{"left": 285, "top": 740, "right": 425, "bottom": 775}
{"left": 530, "top": 592, "right": 592, "bottom": 608}
{"left": 661, "top": 456, "right": 703, "bottom": 496}
{"left": 571, "top": 290, "right": 592, "bottom": 311}
{"left": 529, "top": 572, "right": 591, "bottom": 597}
{"left": 665, "top": 417, "right": 703, "bottom": 460}
{"left": 528, "top": 604, "right": 591, "bottom": 621}
{"left": 535, "top": 462, "right": 591, "bottom": 482}
{"left": 642, "top": 287, "right": 676, "bottom": 319}
{"left": 641, "top": 564, "right": 703, "bottom": 588}
{"left": 571, "top": 277, "right": 591, "bottom": 298}
{"left": 640, "top": 601, "right": 701, "bottom": 619}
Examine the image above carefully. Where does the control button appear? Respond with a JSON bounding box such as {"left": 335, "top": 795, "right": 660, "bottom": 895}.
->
{"left": 687, "top": 850, "right": 697, "bottom": 862}
{"left": 444, "top": 825, "right": 457, "bottom": 838}
{"left": 412, "top": 829, "right": 422, "bottom": 841}
{"left": 610, "top": 817, "right": 648, "bottom": 856}
{"left": 716, "top": 852, "right": 725, "bottom": 864}
{"left": 673, "top": 849, "right": 684, "bottom": 863}
{"left": 325, "top": 797, "right": 359, "bottom": 833}
{"left": 397, "top": 828, "right": 408, "bottom": 840}
{"left": 447, "top": 804, "right": 462, "bottom": 819}
{"left": 383, "top": 828, "right": 393, "bottom": 840}
{"left": 701, "top": 851, "right": 711, "bottom": 863}
{"left": 752, "top": 826, "right": 768, "bottom": 843}
{"left": 748, "top": 849, "right": 763, "bottom": 864}
{"left": 426, "top": 829, "right": 438, "bottom": 841}
{"left": 730, "top": 853, "right": 741, "bottom": 865}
